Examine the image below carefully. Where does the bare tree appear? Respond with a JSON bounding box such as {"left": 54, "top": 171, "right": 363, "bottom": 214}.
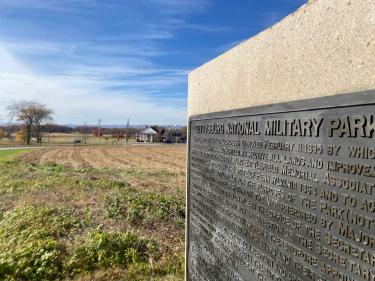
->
{"left": 33, "top": 106, "right": 53, "bottom": 142}
{"left": 7, "top": 101, "right": 53, "bottom": 145}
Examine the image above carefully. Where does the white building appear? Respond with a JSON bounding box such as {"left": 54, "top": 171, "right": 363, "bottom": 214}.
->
{"left": 136, "top": 127, "right": 158, "bottom": 142}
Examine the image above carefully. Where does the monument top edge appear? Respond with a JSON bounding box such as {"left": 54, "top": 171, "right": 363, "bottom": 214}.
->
{"left": 189, "top": 89, "right": 375, "bottom": 122}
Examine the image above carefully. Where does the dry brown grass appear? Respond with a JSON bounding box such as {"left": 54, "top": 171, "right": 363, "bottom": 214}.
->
{"left": 23, "top": 144, "right": 186, "bottom": 173}
{"left": 0, "top": 145, "right": 187, "bottom": 280}
{"left": 19, "top": 144, "right": 187, "bottom": 245}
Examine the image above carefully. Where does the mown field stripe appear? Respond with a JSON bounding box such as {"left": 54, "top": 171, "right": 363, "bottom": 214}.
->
{"left": 0, "top": 149, "right": 32, "bottom": 163}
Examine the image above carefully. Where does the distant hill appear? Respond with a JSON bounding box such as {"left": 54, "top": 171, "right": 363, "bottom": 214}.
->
{"left": 0, "top": 123, "right": 184, "bottom": 129}
{"left": 63, "top": 124, "right": 184, "bottom": 129}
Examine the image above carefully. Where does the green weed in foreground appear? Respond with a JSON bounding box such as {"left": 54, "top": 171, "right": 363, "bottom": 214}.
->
{"left": 67, "top": 230, "right": 160, "bottom": 276}
{"left": 0, "top": 206, "right": 167, "bottom": 281}
{"left": 0, "top": 206, "right": 79, "bottom": 281}
{"left": 0, "top": 160, "right": 185, "bottom": 280}
{"left": 105, "top": 190, "right": 185, "bottom": 227}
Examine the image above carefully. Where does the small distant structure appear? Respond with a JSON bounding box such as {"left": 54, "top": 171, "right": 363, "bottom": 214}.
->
{"left": 162, "top": 128, "right": 185, "bottom": 143}
{"left": 136, "top": 127, "right": 158, "bottom": 142}
{"left": 136, "top": 126, "right": 186, "bottom": 143}
{"left": 72, "top": 138, "right": 82, "bottom": 145}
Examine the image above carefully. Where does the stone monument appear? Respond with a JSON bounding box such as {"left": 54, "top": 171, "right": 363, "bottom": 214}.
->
{"left": 186, "top": 1, "right": 375, "bottom": 280}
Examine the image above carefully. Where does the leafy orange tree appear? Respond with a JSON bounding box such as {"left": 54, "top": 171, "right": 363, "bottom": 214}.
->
{"left": 15, "top": 130, "right": 26, "bottom": 143}
{"left": 0, "top": 129, "right": 5, "bottom": 140}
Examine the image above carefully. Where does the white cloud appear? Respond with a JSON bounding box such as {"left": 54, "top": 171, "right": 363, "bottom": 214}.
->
{"left": 177, "top": 23, "right": 230, "bottom": 33}
{"left": 0, "top": 40, "right": 73, "bottom": 55}
{"left": 0, "top": 0, "right": 119, "bottom": 11}
{"left": 0, "top": 0, "right": 221, "bottom": 126}
{"left": 147, "top": 0, "right": 212, "bottom": 15}
{"left": 0, "top": 47, "right": 187, "bottom": 125}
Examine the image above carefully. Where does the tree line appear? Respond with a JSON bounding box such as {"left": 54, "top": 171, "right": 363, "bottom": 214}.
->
{"left": 1, "top": 100, "right": 187, "bottom": 145}
{"left": 0, "top": 125, "right": 138, "bottom": 136}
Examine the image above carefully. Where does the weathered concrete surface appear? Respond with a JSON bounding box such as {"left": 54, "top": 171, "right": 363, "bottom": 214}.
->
{"left": 188, "top": 0, "right": 375, "bottom": 116}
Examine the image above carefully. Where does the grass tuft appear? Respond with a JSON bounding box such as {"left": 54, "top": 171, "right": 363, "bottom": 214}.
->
{"left": 105, "top": 190, "right": 185, "bottom": 227}
{"left": 67, "top": 230, "right": 160, "bottom": 276}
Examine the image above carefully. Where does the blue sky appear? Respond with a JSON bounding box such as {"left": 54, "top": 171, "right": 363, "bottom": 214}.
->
{"left": 0, "top": 0, "right": 306, "bottom": 125}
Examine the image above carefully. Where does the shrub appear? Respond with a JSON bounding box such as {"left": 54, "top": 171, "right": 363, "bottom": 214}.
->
{"left": 67, "top": 230, "right": 160, "bottom": 275}
{"left": 105, "top": 197, "right": 126, "bottom": 220}
{"left": 0, "top": 206, "right": 80, "bottom": 281}
{"left": 104, "top": 190, "right": 185, "bottom": 226}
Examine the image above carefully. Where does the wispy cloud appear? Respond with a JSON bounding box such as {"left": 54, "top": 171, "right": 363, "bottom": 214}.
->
{"left": 0, "top": 0, "right": 127, "bottom": 12}
{"left": 0, "top": 40, "right": 74, "bottom": 55}
{"left": 0, "top": 0, "right": 218, "bottom": 124}
{"left": 0, "top": 47, "right": 187, "bottom": 125}
{"left": 0, "top": 0, "right": 304, "bottom": 125}
{"left": 177, "top": 23, "right": 230, "bottom": 32}
{"left": 147, "top": 0, "right": 212, "bottom": 15}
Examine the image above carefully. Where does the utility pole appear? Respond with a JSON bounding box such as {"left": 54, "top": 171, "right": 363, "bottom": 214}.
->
{"left": 126, "top": 119, "right": 130, "bottom": 144}
{"left": 98, "top": 119, "right": 102, "bottom": 143}
{"left": 83, "top": 122, "right": 87, "bottom": 144}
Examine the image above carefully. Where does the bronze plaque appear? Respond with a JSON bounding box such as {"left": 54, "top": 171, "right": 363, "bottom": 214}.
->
{"left": 187, "top": 91, "right": 375, "bottom": 281}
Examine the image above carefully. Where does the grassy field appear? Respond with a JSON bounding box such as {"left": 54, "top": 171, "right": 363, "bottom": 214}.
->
{"left": 0, "top": 145, "right": 186, "bottom": 281}
{"left": 0, "top": 149, "right": 32, "bottom": 163}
